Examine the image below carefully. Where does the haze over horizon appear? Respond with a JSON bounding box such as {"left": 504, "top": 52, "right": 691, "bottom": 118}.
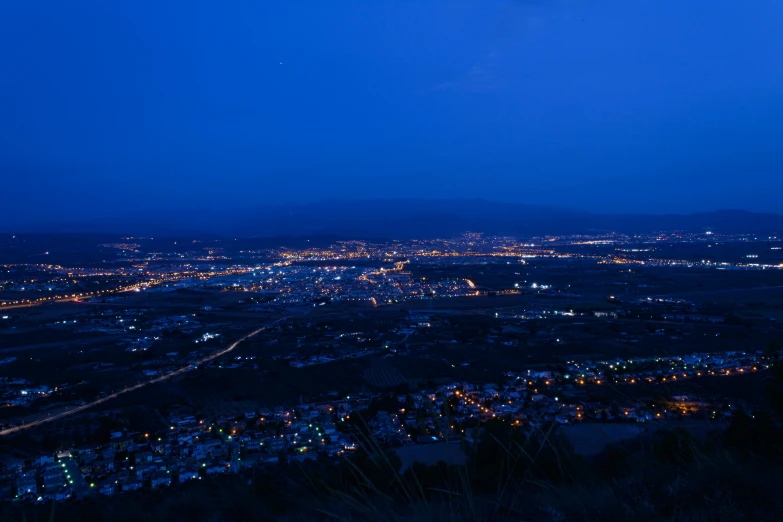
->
{"left": 3, "top": 0, "right": 783, "bottom": 227}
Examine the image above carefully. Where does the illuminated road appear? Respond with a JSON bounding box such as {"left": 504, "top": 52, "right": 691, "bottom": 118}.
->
{"left": 0, "top": 295, "right": 99, "bottom": 310}
{"left": 0, "top": 317, "right": 289, "bottom": 437}
{"left": 0, "top": 283, "right": 153, "bottom": 310}
{"left": 0, "top": 261, "right": 291, "bottom": 310}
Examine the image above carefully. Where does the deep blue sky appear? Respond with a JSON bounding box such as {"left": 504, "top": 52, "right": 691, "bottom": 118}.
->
{"left": 2, "top": 0, "right": 782, "bottom": 225}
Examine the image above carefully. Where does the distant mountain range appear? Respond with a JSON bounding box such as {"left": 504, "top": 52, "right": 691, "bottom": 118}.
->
{"left": 7, "top": 199, "right": 783, "bottom": 238}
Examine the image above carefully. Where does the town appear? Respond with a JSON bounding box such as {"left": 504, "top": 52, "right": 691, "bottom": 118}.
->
{"left": 1, "top": 231, "right": 782, "bottom": 510}
{"left": 5, "top": 345, "right": 771, "bottom": 502}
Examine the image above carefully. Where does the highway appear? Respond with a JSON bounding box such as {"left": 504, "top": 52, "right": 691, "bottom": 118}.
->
{"left": 0, "top": 317, "right": 289, "bottom": 437}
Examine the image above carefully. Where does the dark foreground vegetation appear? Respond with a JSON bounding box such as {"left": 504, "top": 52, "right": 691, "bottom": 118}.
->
{"left": 4, "top": 359, "right": 783, "bottom": 522}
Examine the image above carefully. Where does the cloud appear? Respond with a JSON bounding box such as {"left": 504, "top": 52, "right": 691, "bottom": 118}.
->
{"left": 426, "top": 49, "right": 508, "bottom": 93}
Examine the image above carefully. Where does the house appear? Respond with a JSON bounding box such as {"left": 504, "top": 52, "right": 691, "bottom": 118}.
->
{"left": 265, "top": 437, "right": 287, "bottom": 452}
{"left": 205, "top": 465, "right": 225, "bottom": 475}
{"left": 326, "top": 442, "right": 343, "bottom": 456}
{"left": 55, "top": 488, "right": 73, "bottom": 501}
{"left": 122, "top": 480, "right": 143, "bottom": 492}
{"left": 135, "top": 464, "right": 157, "bottom": 479}
{"left": 292, "top": 420, "right": 309, "bottom": 432}
{"left": 42, "top": 462, "right": 65, "bottom": 484}
{"left": 180, "top": 469, "right": 199, "bottom": 482}
{"left": 203, "top": 439, "right": 224, "bottom": 456}
{"left": 151, "top": 476, "right": 172, "bottom": 488}
{"left": 101, "top": 447, "right": 116, "bottom": 460}
{"left": 3, "top": 458, "right": 24, "bottom": 476}
{"left": 135, "top": 450, "right": 153, "bottom": 463}
{"left": 16, "top": 473, "right": 37, "bottom": 497}
{"left": 151, "top": 441, "right": 170, "bottom": 454}
{"left": 81, "top": 451, "right": 99, "bottom": 464}
{"left": 217, "top": 414, "right": 235, "bottom": 425}
{"left": 93, "top": 459, "right": 115, "bottom": 475}
{"left": 192, "top": 443, "right": 208, "bottom": 459}
{"left": 36, "top": 455, "right": 55, "bottom": 466}
{"left": 261, "top": 455, "right": 280, "bottom": 465}
{"left": 287, "top": 453, "right": 318, "bottom": 463}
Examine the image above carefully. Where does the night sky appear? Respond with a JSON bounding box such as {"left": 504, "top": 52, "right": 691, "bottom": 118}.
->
{"left": 2, "top": 0, "right": 782, "bottom": 225}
